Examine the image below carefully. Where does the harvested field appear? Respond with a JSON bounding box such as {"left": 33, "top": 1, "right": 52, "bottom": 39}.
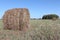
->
{"left": 0, "top": 20, "right": 60, "bottom": 40}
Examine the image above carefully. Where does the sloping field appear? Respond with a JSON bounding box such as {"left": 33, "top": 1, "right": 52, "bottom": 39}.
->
{"left": 0, "top": 20, "right": 60, "bottom": 40}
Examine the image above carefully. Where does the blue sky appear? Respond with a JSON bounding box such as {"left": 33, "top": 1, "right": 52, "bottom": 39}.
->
{"left": 0, "top": 0, "right": 60, "bottom": 19}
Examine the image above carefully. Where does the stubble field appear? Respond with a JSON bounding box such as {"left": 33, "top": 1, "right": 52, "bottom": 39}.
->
{"left": 0, "top": 19, "right": 60, "bottom": 40}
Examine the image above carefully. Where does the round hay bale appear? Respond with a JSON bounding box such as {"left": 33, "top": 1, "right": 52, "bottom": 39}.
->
{"left": 52, "top": 17, "right": 57, "bottom": 21}
{"left": 3, "top": 8, "right": 30, "bottom": 31}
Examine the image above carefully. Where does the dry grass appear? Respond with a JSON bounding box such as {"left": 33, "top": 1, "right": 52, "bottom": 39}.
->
{"left": 0, "top": 20, "right": 60, "bottom": 40}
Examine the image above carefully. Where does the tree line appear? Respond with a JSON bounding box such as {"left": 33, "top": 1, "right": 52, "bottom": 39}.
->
{"left": 31, "top": 14, "right": 59, "bottom": 20}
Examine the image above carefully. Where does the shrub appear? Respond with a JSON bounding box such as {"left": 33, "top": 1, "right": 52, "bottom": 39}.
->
{"left": 42, "top": 14, "right": 59, "bottom": 19}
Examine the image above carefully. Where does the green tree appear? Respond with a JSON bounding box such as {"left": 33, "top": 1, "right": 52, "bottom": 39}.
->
{"left": 42, "top": 14, "right": 59, "bottom": 19}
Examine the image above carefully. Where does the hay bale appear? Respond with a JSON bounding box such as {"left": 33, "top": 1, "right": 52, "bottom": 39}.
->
{"left": 52, "top": 17, "right": 57, "bottom": 21}
{"left": 3, "top": 8, "right": 30, "bottom": 31}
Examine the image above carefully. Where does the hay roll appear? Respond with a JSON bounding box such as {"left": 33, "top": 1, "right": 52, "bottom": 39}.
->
{"left": 3, "top": 8, "right": 30, "bottom": 31}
